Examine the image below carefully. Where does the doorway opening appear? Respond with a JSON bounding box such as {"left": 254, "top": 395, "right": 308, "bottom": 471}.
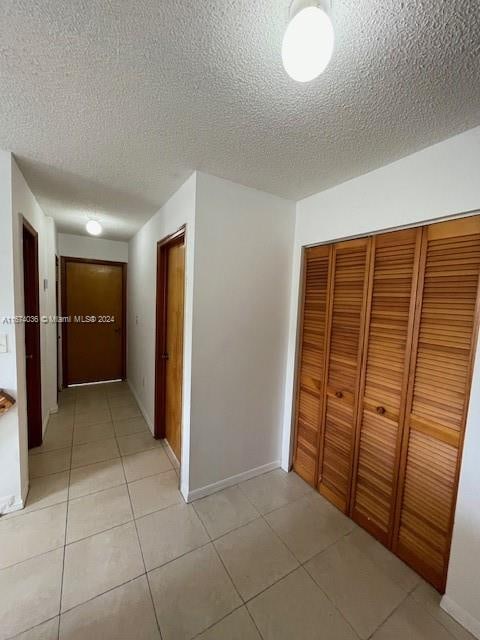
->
{"left": 61, "top": 257, "right": 127, "bottom": 386}
{"left": 154, "top": 227, "right": 186, "bottom": 465}
{"left": 22, "top": 217, "right": 43, "bottom": 449}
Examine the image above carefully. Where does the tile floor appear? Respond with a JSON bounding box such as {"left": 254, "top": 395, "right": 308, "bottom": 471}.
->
{"left": 0, "top": 382, "right": 475, "bottom": 640}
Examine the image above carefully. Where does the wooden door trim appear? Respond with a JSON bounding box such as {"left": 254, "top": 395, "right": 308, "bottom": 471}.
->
{"left": 154, "top": 226, "right": 186, "bottom": 442}
{"left": 21, "top": 216, "right": 43, "bottom": 448}
{"left": 61, "top": 256, "right": 127, "bottom": 387}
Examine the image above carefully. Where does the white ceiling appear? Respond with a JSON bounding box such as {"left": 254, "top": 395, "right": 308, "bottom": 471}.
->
{"left": 1, "top": 0, "right": 479, "bottom": 240}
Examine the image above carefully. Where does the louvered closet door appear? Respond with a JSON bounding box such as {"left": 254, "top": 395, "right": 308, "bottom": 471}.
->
{"left": 393, "top": 216, "right": 480, "bottom": 592}
{"left": 318, "top": 238, "right": 370, "bottom": 512}
{"left": 350, "top": 228, "right": 422, "bottom": 545}
{"left": 293, "top": 245, "right": 331, "bottom": 485}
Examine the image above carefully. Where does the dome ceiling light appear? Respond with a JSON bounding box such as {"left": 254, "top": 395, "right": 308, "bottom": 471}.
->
{"left": 282, "top": 0, "right": 335, "bottom": 83}
{"left": 86, "top": 219, "right": 102, "bottom": 236}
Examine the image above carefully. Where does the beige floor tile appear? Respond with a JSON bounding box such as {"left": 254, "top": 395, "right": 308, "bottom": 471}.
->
{"left": 1, "top": 472, "right": 68, "bottom": 518}
{"left": 196, "top": 607, "right": 261, "bottom": 640}
{"left": 23, "top": 472, "right": 69, "bottom": 514}
{"left": 69, "top": 458, "right": 125, "bottom": 499}
{"left": 239, "top": 469, "right": 312, "bottom": 515}
{"left": 67, "top": 485, "right": 133, "bottom": 543}
{"left": 346, "top": 528, "right": 420, "bottom": 592}
{"left": 122, "top": 447, "right": 172, "bottom": 482}
{"left": 30, "top": 425, "right": 73, "bottom": 455}
{"left": 305, "top": 534, "right": 407, "bottom": 639}
{"left": 75, "top": 394, "right": 109, "bottom": 417}
{"left": 74, "top": 407, "right": 111, "bottom": 427}
{"left": 148, "top": 544, "right": 241, "bottom": 640}
{"left": 110, "top": 403, "right": 141, "bottom": 422}
{"left": 117, "top": 431, "right": 160, "bottom": 456}
{"left": 128, "top": 471, "right": 183, "bottom": 518}
{"left": 137, "top": 502, "right": 209, "bottom": 570}
{"left": 193, "top": 486, "right": 260, "bottom": 539}
{"left": 71, "top": 438, "right": 119, "bottom": 469}
{"left": 12, "top": 617, "right": 59, "bottom": 640}
{"left": 372, "top": 596, "right": 454, "bottom": 640}
{"left": 105, "top": 382, "right": 130, "bottom": 396}
{"left": 73, "top": 421, "right": 115, "bottom": 445}
{"left": 215, "top": 517, "right": 298, "bottom": 600}
{"left": 29, "top": 448, "right": 71, "bottom": 479}
{"left": 62, "top": 521, "right": 144, "bottom": 611}
{"left": 247, "top": 567, "right": 358, "bottom": 640}
{"left": 0, "top": 502, "right": 66, "bottom": 569}
{"left": 59, "top": 576, "right": 160, "bottom": 640}
{"left": 114, "top": 415, "right": 149, "bottom": 437}
{"left": 108, "top": 394, "right": 137, "bottom": 409}
{"left": 265, "top": 493, "right": 356, "bottom": 563}
{"left": 0, "top": 548, "right": 63, "bottom": 640}
{"left": 411, "top": 582, "right": 476, "bottom": 640}
{"left": 47, "top": 412, "right": 75, "bottom": 427}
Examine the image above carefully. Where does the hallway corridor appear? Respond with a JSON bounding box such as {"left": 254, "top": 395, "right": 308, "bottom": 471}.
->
{"left": 0, "top": 380, "right": 475, "bottom": 639}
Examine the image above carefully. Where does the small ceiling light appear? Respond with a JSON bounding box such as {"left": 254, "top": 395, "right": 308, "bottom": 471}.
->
{"left": 282, "top": 1, "right": 335, "bottom": 82}
{"left": 86, "top": 219, "right": 102, "bottom": 236}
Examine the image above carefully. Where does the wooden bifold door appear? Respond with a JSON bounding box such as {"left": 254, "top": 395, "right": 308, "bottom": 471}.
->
{"left": 293, "top": 215, "right": 480, "bottom": 592}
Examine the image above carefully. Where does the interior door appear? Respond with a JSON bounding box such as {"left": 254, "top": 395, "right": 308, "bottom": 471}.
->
{"left": 22, "top": 219, "right": 43, "bottom": 449}
{"left": 164, "top": 240, "right": 185, "bottom": 461}
{"left": 318, "top": 238, "right": 371, "bottom": 512}
{"left": 393, "top": 216, "right": 480, "bottom": 591}
{"left": 63, "top": 259, "right": 126, "bottom": 385}
{"left": 293, "top": 245, "right": 331, "bottom": 485}
{"left": 350, "top": 228, "right": 422, "bottom": 545}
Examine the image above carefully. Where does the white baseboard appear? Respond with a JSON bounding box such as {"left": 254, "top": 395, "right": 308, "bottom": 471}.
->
{"left": 163, "top": 438, "right": 180, "bottom": 470}
{"left": 127, "top": 380, "right": 154, "bottom": 433}
{"left": 0, "top": 495, "right": 25, "bottom": 515}
{"left": 441, "top": 595, "right": 480, "bottom": 639}
{"left": 186, "top": 461, "right": 280, "bottom": 502}
{"left": 42, "top": 412, "right": 50, "bottom": 435}
{"left": 50, "top": 405, "right": 58, "bottom": 415}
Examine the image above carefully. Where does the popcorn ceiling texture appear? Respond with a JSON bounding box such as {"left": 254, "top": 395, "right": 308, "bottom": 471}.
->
{"left": 0, "top": 0, "right": 479, "bottom": 239}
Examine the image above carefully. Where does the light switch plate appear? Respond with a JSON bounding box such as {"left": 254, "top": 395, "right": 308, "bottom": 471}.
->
{"left": 0, "top": 334, "right": 8, "bottom": 353}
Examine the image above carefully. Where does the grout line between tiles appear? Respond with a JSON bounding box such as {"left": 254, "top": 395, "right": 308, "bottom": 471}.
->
{"left": 116, "top": 407, "right": 165, "bottom": 640}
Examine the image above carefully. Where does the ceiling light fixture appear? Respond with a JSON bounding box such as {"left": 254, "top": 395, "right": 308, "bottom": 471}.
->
{"left": 86, "top": 219, "right": 102, "bottom": 236}
{"left": 282, "top": 0, "right": 335, "bottom": 83}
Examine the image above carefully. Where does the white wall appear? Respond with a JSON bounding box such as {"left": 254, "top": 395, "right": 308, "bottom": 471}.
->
{"left": 189, "top": 173, "right": 295, "bottom": 496}
{"left": 0, "top": 153, "right": 57, "bottom": 513}
{"left": 58, "top": 233, "right": 128, "bottom": 262}
{"left": 0, "top": 151, "right": 22, "bottom": 513}
{"left": 127, "top": 173, "right": 196, "bottom": 498}
{"left": 282, "top": 125, "right": 480, "bottom": 637}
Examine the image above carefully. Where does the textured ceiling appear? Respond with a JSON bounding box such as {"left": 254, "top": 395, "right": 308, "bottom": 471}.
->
{"left": 1, "top": 0, "right": 479, "bottom": 240}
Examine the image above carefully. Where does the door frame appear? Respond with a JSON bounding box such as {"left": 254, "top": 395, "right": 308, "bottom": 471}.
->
{"left": 60, "top": 256, "right": 127, "bottom": 387}
{"left": 154, "top": 226, "right": 186, "bottom": 444}
{"left": 21, "top": 216, "right": 43, "bottom": 449}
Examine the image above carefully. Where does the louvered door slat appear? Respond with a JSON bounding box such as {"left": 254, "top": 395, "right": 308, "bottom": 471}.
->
{"left": 293, "top": 245, "right": 330, "bottom": 485}
{"left": 393, "top": 216, "right": 480, "bottom": 592}
{"left": 350, "top": 228, "right": 421, "bottom": 543}
{"left": 318, "top": 238, "right": 370, "bottom": 512}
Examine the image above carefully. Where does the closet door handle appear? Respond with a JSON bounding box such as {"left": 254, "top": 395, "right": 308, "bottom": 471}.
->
{"left": 335, "top": 391, "right": 343, "bottom": 399}
{"left": 376, "top": 406, "right": 386, "bottom": 415}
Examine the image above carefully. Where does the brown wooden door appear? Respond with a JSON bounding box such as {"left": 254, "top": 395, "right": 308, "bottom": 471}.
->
{"left": 22, "top": 219, "right": 43, "bottom": 449}
{"left": 62, "top": 259, "right": 126, "bottom": 385}
{"left": 393, "top": 216, "right": 480, "bottom": 591}
{"left": 318, "top": 238, "right": 371, "bottom": 512}
{"left": 350, "top": 228, "right": 422, "bottom": 545}
{"left": 293, "top": 245, "right": 331, "bottom": 485}
{"left": 164, "top": 240, "right": 185, "bottom": 460}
